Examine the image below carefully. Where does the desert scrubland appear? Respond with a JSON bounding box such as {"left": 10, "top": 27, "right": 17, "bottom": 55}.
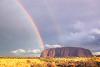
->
{"left": 0, "top": 57, "right": 100, "bottom": 67}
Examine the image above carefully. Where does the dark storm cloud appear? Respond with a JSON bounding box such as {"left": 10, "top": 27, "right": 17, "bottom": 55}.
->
{"left": 0, "top": 0, "right": 100, "bottom": 56}
{"left": 20, "top": 0, "right": 100, "bottom": 52}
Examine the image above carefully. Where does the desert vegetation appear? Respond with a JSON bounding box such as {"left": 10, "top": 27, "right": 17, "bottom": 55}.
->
{"left": 0, "top": 57, "right": 100, "bottom": 67}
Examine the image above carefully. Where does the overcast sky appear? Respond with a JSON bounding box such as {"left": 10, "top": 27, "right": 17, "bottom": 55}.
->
{"left": 0, "top": 0, "right": 100, "bottom": 56}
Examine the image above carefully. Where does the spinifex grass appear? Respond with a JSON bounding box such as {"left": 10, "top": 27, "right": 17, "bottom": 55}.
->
{"left": 0, "top": 57, "right": 100, "bottom": 67}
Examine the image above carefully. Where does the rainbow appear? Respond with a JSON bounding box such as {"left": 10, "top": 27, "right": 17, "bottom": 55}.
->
{"left": 16, "top": 0, "right": 44, "bottom": 50}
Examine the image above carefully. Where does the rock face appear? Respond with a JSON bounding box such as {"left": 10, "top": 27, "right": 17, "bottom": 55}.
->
{"left": 40, "top": 47, "right": 93, "bottom": 57}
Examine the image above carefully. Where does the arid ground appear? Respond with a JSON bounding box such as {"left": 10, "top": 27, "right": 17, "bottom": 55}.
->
{"left": 0, "top": 57, "right": 100, "bottom": 67}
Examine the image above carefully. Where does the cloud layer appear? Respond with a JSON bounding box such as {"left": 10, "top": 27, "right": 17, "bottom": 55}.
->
{"left": 0, "top": 0, "right": 44, "bottom": 56}
{"left": 11, "top": 49, "right": 42, "bottom": 56}
{"left": 45, "top": 44, "right": 63, "bottom": 48}
{"left": 93, "top": 52, "right": 100, "bottom": 55}
{"left": 20, "top": 0, "right": 100, "bottom": 52}
{"left": 0, "top": 0, "right": 100, "bottom": 56}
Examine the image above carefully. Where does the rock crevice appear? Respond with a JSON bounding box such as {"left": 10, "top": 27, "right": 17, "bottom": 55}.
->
{"left": 40, "top": 47, "right": 93, "bottom": 57}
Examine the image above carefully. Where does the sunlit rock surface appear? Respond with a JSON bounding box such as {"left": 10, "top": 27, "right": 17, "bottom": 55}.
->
{"left": 40, "top": 47, "right": 93, "bottom": 57}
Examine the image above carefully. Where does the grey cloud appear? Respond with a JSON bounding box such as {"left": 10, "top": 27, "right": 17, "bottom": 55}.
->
{"left": 0, "top": 0, "right": 42, "bottom": 56}
{"left": 20, "top": 0, "right": 100, "bottom": 52}
{"left": 0, "top": 0, "right": 100, "bottom": 56}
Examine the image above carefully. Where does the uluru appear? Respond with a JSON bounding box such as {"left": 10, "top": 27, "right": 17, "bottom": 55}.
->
{"left": 40, "top": 47, "right": 93, "bottom": 57}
